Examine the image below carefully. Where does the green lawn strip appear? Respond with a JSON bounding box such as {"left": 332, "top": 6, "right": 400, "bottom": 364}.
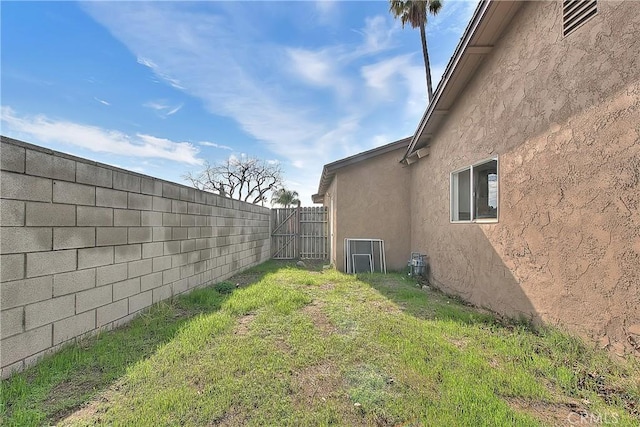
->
{"left": 58, "top": 274, "right": 313, "bottom": 426}
{"left": 330, "top": 272, "right": 638, "bottom": 425}
{"left": 315, "top": 280, "right": 542, "bottom": 425}
{"left": 0, "top": 286, "right": 231, "bottom": 427}
{"left": 2, "top": 263, "right": 639, "bottom": 426}
{"left": 363, "top": 273, "right": 640, "bottom": 425}
{"left": 274, "top": 270, "right": 538, "bottom": 425}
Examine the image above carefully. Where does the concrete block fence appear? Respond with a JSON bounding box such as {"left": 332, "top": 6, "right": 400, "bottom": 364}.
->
{"left": 0, "top": 136, "right": 271, "bottom": 378}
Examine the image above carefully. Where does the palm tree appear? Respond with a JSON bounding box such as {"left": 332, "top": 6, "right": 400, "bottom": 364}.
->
{"left": 271, "top": 188, "right": 300, "bottom": 208}
{"left": 389, "top": 0, "right": 443, "bottom": 102}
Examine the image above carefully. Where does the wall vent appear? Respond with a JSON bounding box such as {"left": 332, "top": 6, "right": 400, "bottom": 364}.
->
{"left": 563, "top": 0, "right": 597, "bottom": 37}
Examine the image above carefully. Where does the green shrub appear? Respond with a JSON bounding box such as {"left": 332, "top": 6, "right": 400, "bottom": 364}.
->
{"left": 214, "top": 281, "right": 236, "bottom": 295}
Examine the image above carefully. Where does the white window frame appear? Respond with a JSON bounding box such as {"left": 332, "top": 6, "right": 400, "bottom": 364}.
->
{"left": 450, "top": 157, "right": 499, "bottom": 224}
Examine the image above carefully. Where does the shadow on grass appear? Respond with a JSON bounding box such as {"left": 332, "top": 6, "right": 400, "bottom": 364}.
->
{"left": 358, "top": 273, "right": 640, "bottom": 421}
{"left": 0, "top": 261, "right": 290, "bottom": 426}
{"left": 254, "top": 258, "right": 328, "bottom": 272}
{"left": 356, "top": 272, "right": 511, "bottom": 328}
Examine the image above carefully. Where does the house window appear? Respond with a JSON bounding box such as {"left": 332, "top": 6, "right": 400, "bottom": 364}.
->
{"left": 563, "top": 0, "right": 597, "bottom": 37}
{"left": 451, "top": 158, "right": 498, "bottom": 222}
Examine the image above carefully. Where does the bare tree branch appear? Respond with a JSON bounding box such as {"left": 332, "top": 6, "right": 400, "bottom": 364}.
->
{"left": 183, "top": 156, "right": 283, "bottom": 205}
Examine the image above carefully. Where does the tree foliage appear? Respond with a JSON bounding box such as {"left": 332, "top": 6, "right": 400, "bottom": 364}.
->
{"left": 389, "top": 0, "right": 443, "bottom": 102}
{"left": 271, "top": 188, "right": 300, "bottom": 208}
{"left": 184, "top": 156, "right": 283, "bottom": 205}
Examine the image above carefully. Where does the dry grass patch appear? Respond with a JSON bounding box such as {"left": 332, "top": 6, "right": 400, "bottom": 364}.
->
{"left": 213, "top": 406, "right": 248, "bottom": 427}
{"left": 292, "top": 361, "right": 343, "bottom": 405}
{"left": 301, "top": 301, "right": 336, "bottom": 336}
{"left": 233, "top": 313, "right": 257, "bottom": 335}
{"left": 506, "top": 397, "right": 597, "bottom": 426}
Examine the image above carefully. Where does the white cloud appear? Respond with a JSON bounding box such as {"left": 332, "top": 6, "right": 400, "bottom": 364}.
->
{"left": 79, "top": 1, "right": 473, "bottom": 203}
{"left": 199, "top": 141, "right": 233, "bottom": 150}
{"left": 94, "top": 97, "right": 111, "bottom": 106}
{"left": 362, "top": 55, "right": 410, "bottom": 94}
{"left": 357, "top": 15, "right": 398, "bottom": 55}
{"left": 315, "top": 0, "right": 338, "bottom": 25}
{"left": 361, "top": 53, "right": 427, "bottom": 116}
{"left": 81, "top": 2, "right": 411, "bottom": 171}
{"left": 143, "top": 101, "right": 167, "bottom": 111}
{"left": 287, "top": 48, "right": 334, "bottom": 87}
{"left": 1, "top": 106, "right": 203, "bottom": 165}
{"left": 137, "top": 56, "right": 156, "bottom": 68}
{"left": 166, "top": 104, "right": 182, "bottom": 116}
{"left": 315, "top": 0, "right": 336, "bottom": 15}
{"left": 143, "top": 100, "right": 183, "bottom": 118}
{"left": 286, "top": 48, "right": 353, "bottom": 98}
{"left": 427, "top": 0, "right": 480, "bottom": 36}
{"left": 370, "top": 134, "right": 392, "bottom": 148}
{"left": 137, "top": 55, "right": 185, "bottom": 89}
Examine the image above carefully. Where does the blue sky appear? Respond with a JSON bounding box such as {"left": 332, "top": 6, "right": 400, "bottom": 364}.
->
{"left": 2, "top": 1, "right": 478, "bottom": 205}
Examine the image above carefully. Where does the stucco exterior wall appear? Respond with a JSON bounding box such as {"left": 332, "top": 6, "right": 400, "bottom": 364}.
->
{"left": 0, "top": 137, "right": 271, "bottom": 378}
{"left": 324, "top": 176, "right": 339, "bottom": 268}
{"left": 410, "top": 1, "right": 640, "bottom": 352}
{"left": 328, "top": 148, "right": 411, "bottom": 272}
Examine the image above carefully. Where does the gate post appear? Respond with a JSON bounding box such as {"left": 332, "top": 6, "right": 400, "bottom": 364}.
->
{"left": 295, "top": 200, "right": 301, "bottom": 259}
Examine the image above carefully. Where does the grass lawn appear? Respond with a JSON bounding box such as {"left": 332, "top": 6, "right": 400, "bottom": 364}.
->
{"left": 2, "top": 260, "right": 639, "bottom": 426}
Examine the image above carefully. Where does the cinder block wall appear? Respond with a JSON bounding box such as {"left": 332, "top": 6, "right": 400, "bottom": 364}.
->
{"left": 0, "top": 136, "right": 271, "bottom": 378}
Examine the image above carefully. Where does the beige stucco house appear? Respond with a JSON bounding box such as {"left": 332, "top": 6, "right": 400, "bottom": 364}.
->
{"left": 314, "top": 0, "right": 640, "bottom": 354}
{"left": 312, "top": 138, "right": 411, "bottom": 272}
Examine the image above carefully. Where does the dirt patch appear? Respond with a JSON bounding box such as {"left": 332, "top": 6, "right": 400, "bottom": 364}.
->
{"left": 448, "top": 338, "right": 468, "bottom": 349}
{"left": 44, "top": 372, "right": 107, "bottom": 423}
{"left": 290, "top": 362, "right": 371, "bottom": 426}
{"left": 320, "top": 282, "right": 336, "bottom": 291}
{"left": 506, "top": 397, "right": 599, "bottom": 426}
{"left": 370, "top": 300, "right": 402, "bottom": 315}
{"left": 301, "top": 301, "right": 336, "bottom": 336}
{"left": 59, "top": 386, "right": 117, "bottom": 425}
{"left": 292, "top": 361, "right": 343, "bottom": 406}
{"left": 273, "top": 337, "right": 291, "bottom": 353}
{"left": 234, "top": 313, "right": 256, "bottom": 335}
{"left": 211, "top": 405, "right": 247, "bottom": 426}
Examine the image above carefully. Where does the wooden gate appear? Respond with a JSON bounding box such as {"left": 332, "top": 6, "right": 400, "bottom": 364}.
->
{"left": 271, "top": 206, "right": 328, "bottom": 259}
